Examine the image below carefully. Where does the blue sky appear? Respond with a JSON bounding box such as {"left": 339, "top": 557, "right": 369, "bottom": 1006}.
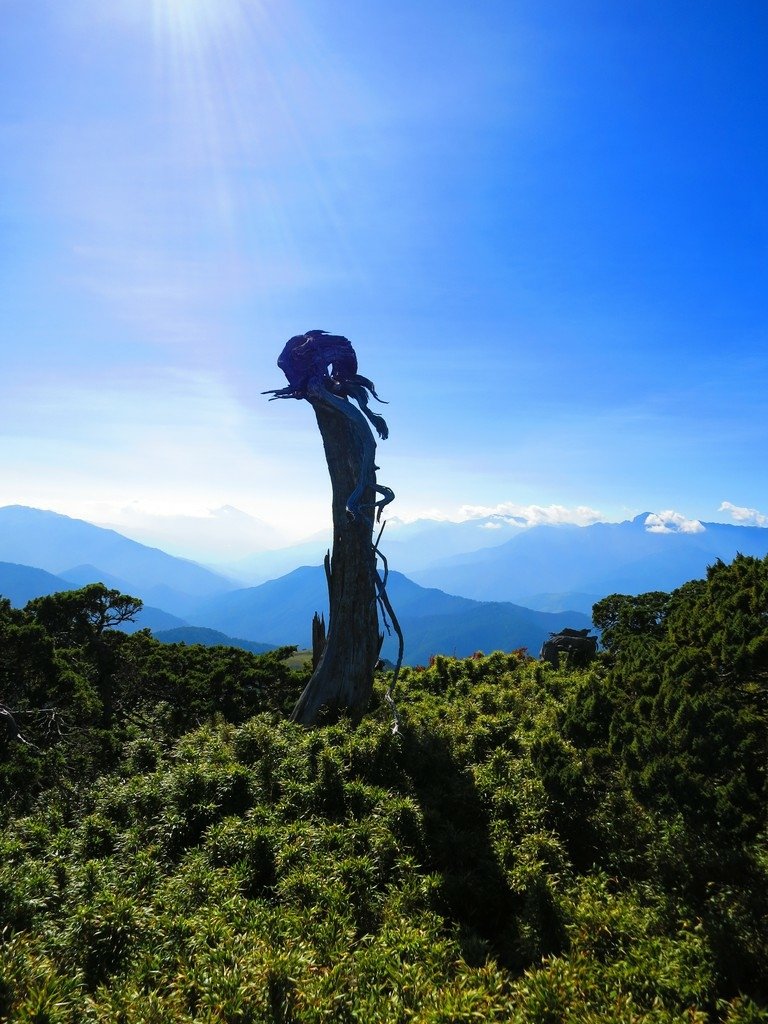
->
{"left": 1, "top": 0, "right": 767, "bottom": 552}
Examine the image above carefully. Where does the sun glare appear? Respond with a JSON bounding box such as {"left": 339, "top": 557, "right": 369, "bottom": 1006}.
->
{"left": 103, "top": 0, "right": 363, "bottom": 285}
{"left": 151, "top": 0, "right": 229, "bottom": 42}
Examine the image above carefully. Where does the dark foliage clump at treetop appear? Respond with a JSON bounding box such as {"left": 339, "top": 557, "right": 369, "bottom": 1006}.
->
{"left": 0, "top": 561, "right": 766, "bottom": 1022}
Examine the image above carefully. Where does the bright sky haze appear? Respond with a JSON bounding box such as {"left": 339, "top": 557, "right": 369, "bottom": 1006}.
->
{"left": 2, "top": 0, "right": 767, "bottom": 553}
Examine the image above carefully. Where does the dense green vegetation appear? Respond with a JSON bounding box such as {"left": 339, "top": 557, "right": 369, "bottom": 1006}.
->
{"left": 1, "top": 560, "right": 766, "bottom": 1022}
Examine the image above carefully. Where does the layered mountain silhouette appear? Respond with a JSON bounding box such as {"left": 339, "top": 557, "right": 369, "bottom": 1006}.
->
{"left": 0, "top": 561, "right": 71, "bottom": 607}
{"left": 188, "top": 565, "right": 591, "bottom": 665}
{"left": 409, "top": 514, "right": 768, "bottom": 610}
{"left": 0, "top": 557, "right": 589, "bottom": 666}
{"left": 229, "top": 514, "right": 528, "bottom": 583}
{"left": 152, "top": 627, "right": 276, "bottom": 655}
{"left": 0, "top": 505, "right": 236, "bottom": 616}
{"left": 0, "top": 562, "right": 188, "bottom": 633}
{"left": 218, "top": 509, "right": 768, "bottom": 614}
{"left": 3, "top": 503, "right": 765, "bottom": 661}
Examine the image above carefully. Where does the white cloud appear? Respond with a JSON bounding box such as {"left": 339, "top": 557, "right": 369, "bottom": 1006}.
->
{"left": 458, "top": 502, "right": 605, "bottom": 527}
{"left": 644, "top": 510, "right": 705, "bottom": 534}
{"left": 718, "top": 501, "right": 768, "bottom": 527}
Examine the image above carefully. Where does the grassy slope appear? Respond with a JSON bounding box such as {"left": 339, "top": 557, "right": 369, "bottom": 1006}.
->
{"left": 1, "top": 650, "right": 766, "bottom": 1023}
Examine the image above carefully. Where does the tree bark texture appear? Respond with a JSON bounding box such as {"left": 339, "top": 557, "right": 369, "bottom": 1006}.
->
{"left": 263, "top": 330, "right": 398, "bottom": 726}
{"left": 290, "top": 398, "right": 382, "bottom": 725}
{"left": 311, "top": 612, "right": 326, "bottom": 671}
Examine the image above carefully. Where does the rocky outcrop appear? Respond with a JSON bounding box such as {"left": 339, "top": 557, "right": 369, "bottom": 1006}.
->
{"left": 540, "top": 627, "right": 597, "bottom": 668}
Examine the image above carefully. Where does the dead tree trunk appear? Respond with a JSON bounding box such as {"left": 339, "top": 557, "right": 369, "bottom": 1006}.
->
{"left": 263, "top": 330, "right": 399, "bottom": 727}
{"left": 311, "top": 612, "right": 326, "bottom": 671}
{"left": 291, "top": 398, "right": 382, "bottom": 725}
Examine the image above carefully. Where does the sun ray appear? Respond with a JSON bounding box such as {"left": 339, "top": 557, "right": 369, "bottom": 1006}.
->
{"left": 96, "top": 0, "right": 373, "bottom": 296}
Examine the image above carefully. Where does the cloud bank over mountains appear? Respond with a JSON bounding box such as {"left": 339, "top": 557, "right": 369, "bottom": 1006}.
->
{"left": 407, "top": 500, "right": 767, "bottom": 538}
{"left": 7, "top": 498, "right": 765, "bottom": 570}
{"left": 75, "top": 499, "right": 768, "bottom": 565}
{"left": 644, "top": 511, "right": 705, "bottom": 534}
{"left": 455, "top": 503, "right": 606, "bottom": 528}
{"left": 718, "top": 502, "right": 768, "bottom": 528}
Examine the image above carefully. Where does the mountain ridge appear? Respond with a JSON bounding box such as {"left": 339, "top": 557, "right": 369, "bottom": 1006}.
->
{"left": 0, "top": 554, "right": 591, "bottom": 666}
{"left": 409, "top": 514, "right": 768, "bottom": 604}
{"left": 0, "top": 505, "right": 238, "bottom": 616}
{"left": 0, "top": 561, "right": 190, "bottom": 634}
{"left": 188, "top": 565, "right": 592, "bottom": 665}
{"left": 4, "top": 503, "right": 765, "bottom": 659}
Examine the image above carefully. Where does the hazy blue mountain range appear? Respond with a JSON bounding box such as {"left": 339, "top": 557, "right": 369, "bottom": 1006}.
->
{"left": 215, "top": 510, "right": 768, "bottom": 614}
{"left": 0, "top": 560, "right": 275, "bottom": 649}
{"left": 0, "top": 556, "right": 589, "bottom": 666}
{"left": 152, "top": 626, "right": 276, "bottom": 654}
{"left": 0, "top": 561, "right": 71, "bottom": 606}
{"left": 0, "top": 505, "right": 237, "bottom": 616}
{"left": 225, "top": 532, "right": 331, "bottom": 585}
{"left": 408, "top": 514, "right": 768, "bottom": 608}
{"left": 188, "top": 565, "right": 591, "bottom": 665}
{"left": 225, "top": 514, "right": 528, "bottom": 584}
{"left": 120, "top": 607, "right": 190, "bottom": 634}
{"left": 59, "top": 563, "right": 139, "bottom": 594}
{"left": 5, "top": 502, "right": 763, "bottom": 662}
{"left": 0, "top": 561, "right": 189, "bottom": 633}
{"left": 97, "top": 505, "right": 285, "bottom": 565}
{"left": 370, "top": 514, "right": 529, "bottom": 572}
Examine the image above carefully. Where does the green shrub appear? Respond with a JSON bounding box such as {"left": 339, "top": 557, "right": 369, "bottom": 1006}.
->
{"left": 1, "top": 562, "right": 767, "bottom": 1019}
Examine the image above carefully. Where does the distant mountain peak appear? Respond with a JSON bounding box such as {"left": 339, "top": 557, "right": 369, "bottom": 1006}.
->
{"left": 410, "top": 512, "right": 768, "bottom": 608}
{"left": 644, "top": 511, "right": 705, "bottom": 534}
{"left": 0, "top": 505, "right": 236, "bottom": 614}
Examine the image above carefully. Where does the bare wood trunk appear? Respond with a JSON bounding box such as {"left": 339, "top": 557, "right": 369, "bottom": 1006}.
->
{"left": 290, "top": 399, "right": 382, "bottom": 725}
{"left": 311, "top": 612, "right": 326, "bottom": 671}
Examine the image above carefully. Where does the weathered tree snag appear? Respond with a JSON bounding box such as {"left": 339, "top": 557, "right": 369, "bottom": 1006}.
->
{"left": 291, "top": 398, "right": 382, "bottom": 723}
{"left": 311, "top": 612, "right": 326, "bottom": 671}
{"left": 263, "top": 330, "right": 400, "bottom": 726}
